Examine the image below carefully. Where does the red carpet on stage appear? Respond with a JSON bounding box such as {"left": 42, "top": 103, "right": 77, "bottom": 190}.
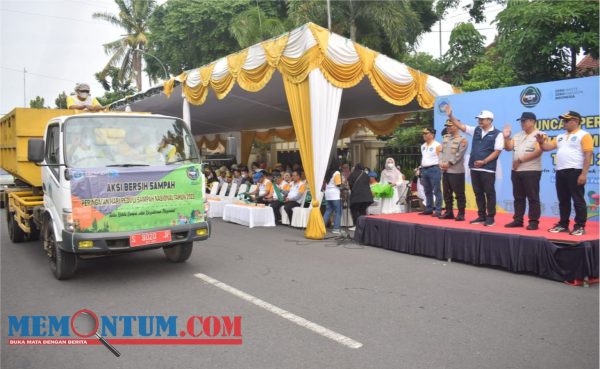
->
{"left": 369, "top": 210, "right": 599, "bottom": 244}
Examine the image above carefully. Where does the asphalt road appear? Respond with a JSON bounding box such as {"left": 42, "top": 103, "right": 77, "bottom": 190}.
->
{"left": 1, "top": 212, "right": 598, "bottom": 369}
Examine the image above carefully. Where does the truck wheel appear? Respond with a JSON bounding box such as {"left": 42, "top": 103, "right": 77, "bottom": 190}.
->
{"left": 45, "top": 222, "right": 77, "bottom": 280}
{"left": 7, "top": 211, "right": 25, "bottom": 243}
{"left": 29, "top": 223, "right": 40, "bottom": 241}
{"left": 163, "top": 242, "right": 193, "bottom": 262}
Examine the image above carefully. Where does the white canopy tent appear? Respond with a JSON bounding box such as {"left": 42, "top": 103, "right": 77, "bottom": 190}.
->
{"left": 113, "top": 23, "right": 457, "bottom": 239}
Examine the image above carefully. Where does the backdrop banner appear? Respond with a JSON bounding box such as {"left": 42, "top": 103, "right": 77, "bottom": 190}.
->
{"left": 434, "top": 76, "right": 599, "bottom": 221}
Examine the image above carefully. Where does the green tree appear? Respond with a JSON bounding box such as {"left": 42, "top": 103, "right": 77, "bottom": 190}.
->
{"left": 55, "top": 91, "right": 68, "bottom": 109}
{"left": 461, "top": 47, "right": 521, "bottom": 91}
{"left": 287, "top": 0, "right": 437, "bottom": 58}
{"left": 29, "top": 96, "right": 47, "bottom": 109}
{"left": 496, "top": 0, "right": 599, "bottom": 82}
{"left": 146, "top": 0, "right": 248, "bottom": 79}
{"left": 94, "top": 66, "right": 136, "bottom": 106}
{"left": 229, "top": 1, "right": 291, "bottom": 48}
{"left": 443, "top": 23, "right": 485, "bottom": 85}
{"left": 93, "top": 0, "right": 156, "bottom": 91}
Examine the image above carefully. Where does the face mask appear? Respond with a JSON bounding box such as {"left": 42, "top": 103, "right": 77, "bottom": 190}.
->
{"left": 386, "top": 163, "right": 394, "bottom": 169}
{"left": 78, "top": 92, "right": 89, "bottom": 99}
{"left": 242, "top": 174, "right": 247, "bottom": 178}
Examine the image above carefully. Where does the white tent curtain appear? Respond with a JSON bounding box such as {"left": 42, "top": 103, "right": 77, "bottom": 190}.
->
{"left": 183, "top": 98, "right": 191, "bottom": 128}
{"left": 309, "top": 68, "right": 343, "bottom": 204}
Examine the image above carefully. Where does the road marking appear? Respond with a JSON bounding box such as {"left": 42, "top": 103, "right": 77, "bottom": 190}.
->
{"left": 193, "top": 273, "right": 363, "bottom": 349}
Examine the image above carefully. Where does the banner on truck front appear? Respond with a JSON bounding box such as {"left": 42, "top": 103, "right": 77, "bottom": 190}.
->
{"left": 70, "top": 164, "right": 205, "bottom": 232}
{"left": 434, "top": 76, "right": 599, "bottom": 220}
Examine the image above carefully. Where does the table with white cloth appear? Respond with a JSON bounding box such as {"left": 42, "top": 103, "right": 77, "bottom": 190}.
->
{"left": 222, "top": 204, "right": 276, "bottom": 228}
{"left": 207, "top": 196, "right": 235, "bottom": 218}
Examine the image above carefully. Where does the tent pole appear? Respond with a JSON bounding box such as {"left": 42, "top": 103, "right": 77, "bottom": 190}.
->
{"left": 182, "top": 98, "right": 191, "bottom": 128}
{"left": 326, "top": 0, "right": 331, "bottom": 31}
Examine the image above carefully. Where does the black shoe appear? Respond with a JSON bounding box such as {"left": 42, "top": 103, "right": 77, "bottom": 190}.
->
{"left": 504, "top": 221, "right": 523, "bottom": 228}
{"left": 526, "top": 223, "right": 538, "bottom": 231}
{"left": 419, "top": 211, "right": 433, "bottom": 215}
{"left": 455, "top": 213, "right": 465, "bottom": 221}
{"left": 470, "top": 216, "right": 486, "bottom": 224}
{"left": 548, "top": 224, "right": 569, "bottom": 233}
{"left": 439, "top": 212, "right": 454, "bottom": 219}
{"left": 570, "top": 226, "right": 585, "bottom": 236}
{"left": 485, "top": 217, "right": 495, "bottom": 227}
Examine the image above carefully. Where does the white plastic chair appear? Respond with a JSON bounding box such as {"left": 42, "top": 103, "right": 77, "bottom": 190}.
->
{"left": 218, "top": 182, "right": 228, "bottom": 197}
{"left": 209, "top": 181, "right": 219, "bottom": 195}
{"left": 248, "top": 184, "right": 257, "bottom": 194}
{"left": 280, "top": 207, "right": 290, "bottom": 225}
{"left": 281, "top": 190, "right": 307, "bottom": 226}
{"left": 237, "top": 183, "right": 248, "bottom": 196}
{"left": 226, "top": 183, "right": 238, "bottom": 200}
{"left": 290, "top": 191, "right": 310, "bottom": 228}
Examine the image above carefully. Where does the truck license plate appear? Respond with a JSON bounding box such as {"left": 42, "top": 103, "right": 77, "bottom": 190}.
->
{"left": 130, "top": 230, "right": 172, "bottom": 247}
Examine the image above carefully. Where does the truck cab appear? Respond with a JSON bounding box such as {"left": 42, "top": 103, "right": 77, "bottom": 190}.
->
{"left": 18, "top": 112, "right": 210, "bottom": 279}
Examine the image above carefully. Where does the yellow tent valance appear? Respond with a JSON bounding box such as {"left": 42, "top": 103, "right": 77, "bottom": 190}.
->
{"left": 163, "top": 23, "right": 456, "bottom": 110}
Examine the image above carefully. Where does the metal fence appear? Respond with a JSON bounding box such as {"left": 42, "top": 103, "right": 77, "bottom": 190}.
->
{"left": 376, "top": 146, "right": 422, "bottom": 175}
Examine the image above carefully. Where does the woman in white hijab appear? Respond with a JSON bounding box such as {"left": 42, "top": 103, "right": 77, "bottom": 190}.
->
{"left": 379, "top": 158, "right": 406, "bottom": 213}
{"left": 380, "top": 158, "right": 404, "bottom": 185}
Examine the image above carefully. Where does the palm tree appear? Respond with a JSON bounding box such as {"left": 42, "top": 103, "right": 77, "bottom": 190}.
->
{"left": 288, "top": 0, "right": 433, "bottom": 58}
{"left": 93, "top": 0, "right": 156, "bottom": 91}
{"left": 230, "top": 6, "right": 288, "bottom": 48}
{"left": 229, "top": 1, "right": 292, "bottom": 48}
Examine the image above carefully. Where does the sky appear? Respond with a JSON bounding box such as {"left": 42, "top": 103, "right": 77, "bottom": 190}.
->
{"left": 0, "top": 0, "right": 502, "bottom": 116}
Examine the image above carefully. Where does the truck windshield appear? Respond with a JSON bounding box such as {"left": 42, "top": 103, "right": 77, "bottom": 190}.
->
{"left": 64, "top": 116, "right": 199, "bottom": 168}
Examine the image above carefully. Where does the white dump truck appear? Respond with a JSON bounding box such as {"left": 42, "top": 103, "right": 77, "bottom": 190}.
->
{"left": 1, "top": 108, "right": 210, "bottom": 279}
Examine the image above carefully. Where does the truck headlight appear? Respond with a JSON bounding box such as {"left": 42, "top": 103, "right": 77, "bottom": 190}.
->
{"left": 62, "top": 209, "right": 74, "bottom": 232}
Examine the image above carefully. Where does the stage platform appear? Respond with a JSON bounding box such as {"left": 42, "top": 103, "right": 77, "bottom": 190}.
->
{"left": 354, "top": 210, "right": 599, "bottom": 283}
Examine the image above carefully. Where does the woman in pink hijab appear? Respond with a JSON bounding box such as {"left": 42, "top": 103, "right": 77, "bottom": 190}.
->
{"left": 380, "top": 158, "right": 404, "bottom": 185}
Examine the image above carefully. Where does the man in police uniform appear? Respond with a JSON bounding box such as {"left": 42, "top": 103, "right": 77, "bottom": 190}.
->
{"left": 502, "top": 112, "right": 543, "bottom": 230}
{"left": 537, "top": 111, "right": 593, "bottom": 236}
{"left": 439, "top": 120, "right": 468, "bottom": 221}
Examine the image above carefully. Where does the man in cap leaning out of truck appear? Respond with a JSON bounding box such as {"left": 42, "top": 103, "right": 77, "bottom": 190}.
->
{"left": 67, "top": 83, "right": 103, "bottom": 112}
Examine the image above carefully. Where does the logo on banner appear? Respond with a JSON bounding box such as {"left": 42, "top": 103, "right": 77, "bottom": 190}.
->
{"left": 71, "top": 170, "right": 84, "bottom": 180}
{"left": 520, "top": 86, "right": 542, "bottom": 107}
{"left": 186, "top": 166, "right": 200, "bottom": 180}
{"left": 437, "top": 98, "right": 450, "bottom": 114}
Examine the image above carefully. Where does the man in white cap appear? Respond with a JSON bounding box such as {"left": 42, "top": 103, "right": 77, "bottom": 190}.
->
{"left": 67, "top": 83, "right": 103, "bottom": 111}
{"left": 445, "top": 104, "right": 504, "bottom": 227}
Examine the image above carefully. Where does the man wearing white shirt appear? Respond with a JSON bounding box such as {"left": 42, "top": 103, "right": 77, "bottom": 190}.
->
{"left": 418, "top": 127, "right": 443, "bottom": 217}
{"left": 445, "top": 105, "right": 503, "bottom": 227}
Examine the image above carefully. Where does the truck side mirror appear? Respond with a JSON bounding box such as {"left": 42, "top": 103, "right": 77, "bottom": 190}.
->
{"left": 28, "top": 138, "right": 45, "bottom": 163}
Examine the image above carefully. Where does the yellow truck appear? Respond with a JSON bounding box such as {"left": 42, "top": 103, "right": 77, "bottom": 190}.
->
{"left": 1, "top": 108, "right": 210, "bottom": 279}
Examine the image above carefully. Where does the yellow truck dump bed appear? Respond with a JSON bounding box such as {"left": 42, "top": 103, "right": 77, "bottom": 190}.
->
{"left": 0, "top": 108, "right": 76, "bottom": 187}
